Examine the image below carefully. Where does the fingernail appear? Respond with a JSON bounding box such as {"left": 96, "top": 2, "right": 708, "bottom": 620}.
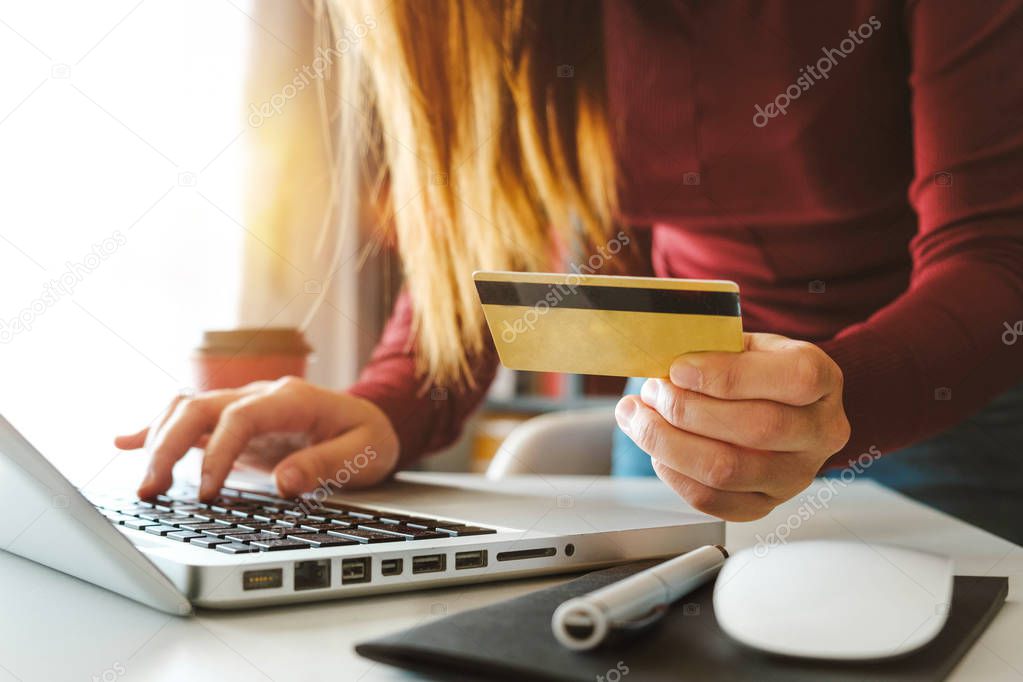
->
{"left": 615, "top": 399, "right": 637, "bottom": 431}
{"left": 276, "top": 466, "right": 305, "bottom": 495}
{"left": 671, "top": 362, "right": 702, "bottom": 390}
{"left": 640, "top": 379, "right": 660, "bottom": 405}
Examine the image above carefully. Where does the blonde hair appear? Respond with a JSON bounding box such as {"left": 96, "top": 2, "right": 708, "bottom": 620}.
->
{"left": 323, "top": 0, "right": 616, "bottom": 387}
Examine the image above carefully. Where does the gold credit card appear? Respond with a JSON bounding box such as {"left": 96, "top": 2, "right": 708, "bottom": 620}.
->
{"left": 474, "top": 271, "right": 743, "bottom": 378}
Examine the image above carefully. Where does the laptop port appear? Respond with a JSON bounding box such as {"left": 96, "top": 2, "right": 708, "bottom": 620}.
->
{"left": 294, "top": 560, "right": 331, "bottom": 591}
{"left": 243, "top": 568, "right": 283, "bottom": 591}
{"left": 341, "top": 557, "right": 371, "bottom": 584}
{"left": 381, "top": 558, "right": 403, "bottom": 576}
{"left": 455, "top": 550, "right": 488, "bottom": 570}
{"left": 412, "top": 554, "right": 446, "bottom": 574}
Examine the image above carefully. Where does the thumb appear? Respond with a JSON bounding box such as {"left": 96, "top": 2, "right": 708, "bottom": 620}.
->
{"left": 271, "top": 426, "right": 392, "bottom": 498}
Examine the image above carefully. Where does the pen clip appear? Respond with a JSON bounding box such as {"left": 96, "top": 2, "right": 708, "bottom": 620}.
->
{"left": 610, "top": 603, "right": 669, "bottom": 631}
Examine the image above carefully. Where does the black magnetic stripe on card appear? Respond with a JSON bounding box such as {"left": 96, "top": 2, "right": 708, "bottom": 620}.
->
{"left": 475, "top": 281, "right": 741, "bottom": 317}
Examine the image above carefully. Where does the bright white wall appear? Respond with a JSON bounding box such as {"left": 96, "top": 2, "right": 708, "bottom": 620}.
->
{"left": 0, "top": 1, "right": 254, "bottom": 482}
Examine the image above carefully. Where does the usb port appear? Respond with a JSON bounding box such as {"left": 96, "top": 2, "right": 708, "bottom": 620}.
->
{"left": 412, "top": 554, "right": 446, "bottom": 574}
{"left": 455, "top": 550, "right": 487, "bottom": 570}
{"left": 381, "top": 558, "right": 403, "bottom": 576}
{"left": 341, "top": 557, "right": 371, "bottom": 584}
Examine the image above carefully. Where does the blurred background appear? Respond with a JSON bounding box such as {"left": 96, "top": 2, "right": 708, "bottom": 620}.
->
{"left": 2, "top": 0, "right": 249, "bottom": 482}
{"left": 0, "top": 0, "right": 620, "bottom": 485}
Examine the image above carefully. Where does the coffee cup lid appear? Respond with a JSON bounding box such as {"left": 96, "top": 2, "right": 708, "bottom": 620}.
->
{"left": 196, "top": 328, "right": 312, "bottom": 356}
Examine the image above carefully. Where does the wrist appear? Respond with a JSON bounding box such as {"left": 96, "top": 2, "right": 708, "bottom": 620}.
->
{"left": 347, "top": 393, "right": 401, "bottom": 477}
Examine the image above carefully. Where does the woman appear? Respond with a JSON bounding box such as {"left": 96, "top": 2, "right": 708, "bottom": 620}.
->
{"left": 116, "top": 1, "right": 1022, "bottom": 538}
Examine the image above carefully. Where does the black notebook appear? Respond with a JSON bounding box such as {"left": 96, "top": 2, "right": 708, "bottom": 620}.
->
{"left": 356, "top": 562, "right": 1007, "bottom": 682}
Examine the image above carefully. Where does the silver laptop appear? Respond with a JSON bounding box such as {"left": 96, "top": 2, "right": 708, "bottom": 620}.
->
{"left": 0, "top": 414, "right": 723, "bottom": 614}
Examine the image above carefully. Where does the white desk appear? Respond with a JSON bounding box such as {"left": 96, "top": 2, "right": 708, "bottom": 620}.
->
{"left": 0, "top": 471, "right": 1020, "bottom": 682}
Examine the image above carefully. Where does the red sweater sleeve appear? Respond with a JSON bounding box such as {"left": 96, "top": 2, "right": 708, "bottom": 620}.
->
{"left": 821, "top": 0, "right": 1023, "bottom": 467}
{"left": 346, "top": 291, "right": 498, "bottom": 465}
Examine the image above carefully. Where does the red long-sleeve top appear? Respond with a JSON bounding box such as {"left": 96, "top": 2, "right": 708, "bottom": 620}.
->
{"left": 348, "top": 0, "right": 1023, "bottom": 470}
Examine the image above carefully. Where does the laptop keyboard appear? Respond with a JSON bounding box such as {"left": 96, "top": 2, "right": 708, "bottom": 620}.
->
{"left": 89, "top": 488, "right": 496, "bottom": 554}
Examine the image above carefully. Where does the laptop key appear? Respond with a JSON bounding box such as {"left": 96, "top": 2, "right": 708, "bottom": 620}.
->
{"left": 251, "top": 515, "right": 298, "bottom": 527}
{"left": 137, "top": 511, "right": 179, "bottom": 521}
{"left": 122, "top": 518, "right": 161, "bottom": 530}
{"left": 176, "top": 522, "right": 224, "bottom": 532}
{"left": 326, "top": 516, "right": 360, "bottom": 527}
{"left": 224, "top": 532, "right": 278, "bottom": 543}
{"left": 167, "top": 531, "right": 204, "bottom": 542}
{"left": 190, "top": 536, "right": 231, "bottom": 549}
{"left": 301, "top": 512, "right": 331, "bottom": 522}
{"left": 104, "top": 512, "right": 137, "bottom": 525}
{"left": 293, "top": 533, "right": 359, "bottom": 547}
{"left": 160, "top": 512, "right": 194, "bottom": 523}
{"left": 186, "top": 512, "right": 234, "bottom": 523}
{"left": 233, "top": 521, "right": 275, "bottom": 532}
{"left": 201, "top": 527, "right": 243, "bottom": 538}
{"left": 438, "top": 525, "right": 497, "bottom": 536}
{"left": 322, "top": 511, "right": 356, "bottom": 521}
{"left": 250, "top": 512, "right": 293, "bottom": 523}
{"left": 359, "top": 524, "right": 447, "bottom": 540}
{"left": 374, "top": 514, "right": 411, "bottom": 525}
{"left": 249, "top": 537, "right": 311, "bottom": 551}
{"left": 404, "top": 519, "right": 458, "bottom": 530}
{"left": 144, "top": 525, "right": 181, "bottom": 536}
{"left": 325, "top": 528, "right": 405, "bottom": 544}
{"left": 298, "top": 522, "right": 337, "bottom": 532}
{"left": 215, "top": 542, "right": 259, "bottom": 554}
{"left": 210, "top": 516, "right": 241, "bottom": 525}
{"left": 239, "top": 491, "right": 287, "bottom": 503}
{"left": 265, "top": 526, "right": 313, "bottom": 537}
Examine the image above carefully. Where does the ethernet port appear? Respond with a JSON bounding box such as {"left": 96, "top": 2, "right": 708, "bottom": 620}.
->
{"left": 294, "top": 560, "right": 331, "bottom": 591}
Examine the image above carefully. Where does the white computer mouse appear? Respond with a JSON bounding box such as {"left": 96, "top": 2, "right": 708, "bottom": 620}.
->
{"left": 713, "top": 540, "right": 953, "bottom": 660}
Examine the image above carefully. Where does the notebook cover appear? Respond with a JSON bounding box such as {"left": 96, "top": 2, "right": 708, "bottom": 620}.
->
{"left": 355, "top": 562, "right": 1008, "bottom": 682}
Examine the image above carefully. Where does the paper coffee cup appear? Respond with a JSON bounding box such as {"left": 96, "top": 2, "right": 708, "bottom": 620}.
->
{"left": 192, "top": 327, "right": 312, "bottom": 390}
